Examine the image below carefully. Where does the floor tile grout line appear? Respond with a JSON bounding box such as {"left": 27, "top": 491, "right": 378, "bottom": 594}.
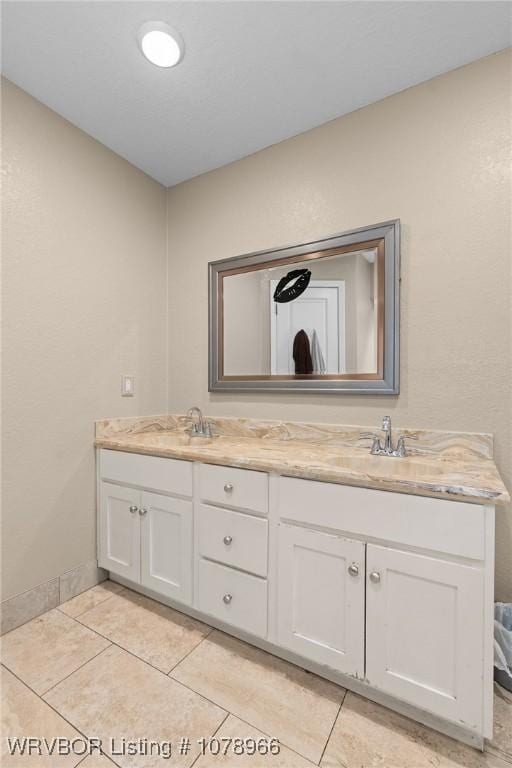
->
{"left": 40, "top": 642, "right": 113, "bottom": 698}
{"left": 228, "top": 711, "right": 323, "bottom": 766}
{"left": 4, "top": 640, "right": 227, "bottom": 768}
{"left": 76, "top": 748, "right": 120, "bottom": 768}
{"left": 0, "top": 581, "right": 117, "bottom": 638}
{"left": 75, "top": 750, "right": 117, "bottom": 768}
{"left": 189, "top": 711, "right": 231, "bottom": 768}
{"left": 10, "top": 585, "right": 499, "bottom": 766}
{"left": 69, "top": 604, "right": 218, "bottom": 683}
{"left": 3, "top": 652, "right": 508, "bottom": 768}
{"left": 168, "top": 670, "right": 328, "bottom": 767}
{"left": 75, "top": 753, "right": 94, "bottom": 768}
{"left": 66, "top": 585, "right": 215, "bottom": 665}
{"left": 56, "top": 583, "right": 351, "bottom": 767}
{"left": 166, "top": 626, "right": 215, "bottom": 675}
{"left": 0, "top": 607, "right": 60, "bottom": 638}
{"left": 168, "top": 671, "right": 234, "bottom": 715}
{"left": 57, "top": 584, "right": 122, "bottom": 620}
{"left": 1, "top": 662, "right": 93, "bottom": 749}
{"left": 70, "top": 612, "right": 208, "bottom": 680}
{"left": 169, "top": 627, "right": 349, "bottom": 765}
{"left": 317, "top": 689, "right": 347, "bottom": 766}
{"left": 61, "top": 613, "right": 233, "bottom": 718}
{"left": 486, "top": 744, "right": 512, "bottom": 763}
{"left": 4, "top": 652, "right": 195, "bottom": 768}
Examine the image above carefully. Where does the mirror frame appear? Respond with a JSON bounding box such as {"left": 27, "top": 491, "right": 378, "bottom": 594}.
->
{"left": 209, "top": 219, "right": 400, "bottom": 394}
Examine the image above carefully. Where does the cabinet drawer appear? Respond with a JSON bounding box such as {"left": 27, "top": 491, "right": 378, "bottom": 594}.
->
{"left": 197, "top": 559, "right": 267, "bottom": 638}
{"left": 279, "top": 477, "right": 485, "bottom": 560}
{"left": 100, "top": 449, "right": 192, "bottom": 497}
{"left": 199, "top": 463, "right": 268, "bottom": 514}
{"left": 198, "top": 504, "right": 268, "bottom": 577}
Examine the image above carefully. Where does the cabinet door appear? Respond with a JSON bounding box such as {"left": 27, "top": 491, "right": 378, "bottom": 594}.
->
{"left": 98, "top": 481, "right": 140, "bottom": 582}
{"left": 277, "top": 524, "right": 365, "bottom": 677}
{"left": 366, "top": 544, "right": 484, "bottom": 728}
{"left": 140, "top": 491, "right": 193, "bottom": 605}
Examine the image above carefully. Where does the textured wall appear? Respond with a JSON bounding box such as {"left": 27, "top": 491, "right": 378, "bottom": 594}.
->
{"left": 167, "top": 51, "right": 512, "bottom": 599}
{"left": 1, "top": 79, "right": 168, "bottom": 600}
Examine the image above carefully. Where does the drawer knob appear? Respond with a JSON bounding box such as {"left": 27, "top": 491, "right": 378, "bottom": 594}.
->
{"left": 223, "top": 593, "right": 233, "bottom": 604}
{"left": 223, "top": 535, "right": 233, "bottom": 546}
{"left": 139, "top": 508, "right": 148, "bottom": 517}
{"left": 129, "top": 505, "right": 138, "bottom": 514}
{"left": 348, "top": 563, "right": 359, "bottom": 577}
{"left": 369, "top": 571, "right": 381, "bottom": 584}
{"left": 224, "top": 483, "right": 234, "bottom": 493}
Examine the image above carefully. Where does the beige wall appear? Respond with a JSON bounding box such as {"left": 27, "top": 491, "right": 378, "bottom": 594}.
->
{"left": 1, "top": 79, "right": 168, "bottom": 600}
{"left": 167, "top": 51, "right": 512, "bottom": 599}
{"left": 3, "top": 51, "right": 511, "bottom": 603}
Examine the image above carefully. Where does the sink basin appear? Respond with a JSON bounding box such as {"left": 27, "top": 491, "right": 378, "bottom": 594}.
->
{"left": 129, "top": 431, "right": 214, "bottom": 447}
{"left": 324, "top": 454, "right": 448, "bottom": 480}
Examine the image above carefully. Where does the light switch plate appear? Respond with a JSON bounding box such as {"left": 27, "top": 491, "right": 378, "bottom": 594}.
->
{"left": 121, "top": 375, "right": 135, "bottom": 397}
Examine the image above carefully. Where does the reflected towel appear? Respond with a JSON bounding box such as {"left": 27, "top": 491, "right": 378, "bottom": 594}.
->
{"left": 293, "top": 329, "right": 313, "bottom": 374}
{"left": 311, "top": 329, "right": 326, "bottom": 374}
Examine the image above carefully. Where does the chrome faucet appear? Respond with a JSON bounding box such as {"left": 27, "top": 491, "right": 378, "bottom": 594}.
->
{"left": 187, "top": 406, "right": 212, "bottom": 438}
{"left": 364, "top": 416, "right": 413, "bottom": 457}
{"left": 382, "top": 415, "right": 393, "bottom": 453}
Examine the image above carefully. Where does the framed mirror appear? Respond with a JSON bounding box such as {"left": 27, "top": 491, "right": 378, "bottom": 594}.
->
{"left": 209, "top": 219, "right": 400, "bottom": 394}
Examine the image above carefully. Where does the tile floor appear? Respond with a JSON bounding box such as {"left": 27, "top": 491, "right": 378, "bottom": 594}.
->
{"left": 1, "top": 581, "right": 511, "bottom": 768}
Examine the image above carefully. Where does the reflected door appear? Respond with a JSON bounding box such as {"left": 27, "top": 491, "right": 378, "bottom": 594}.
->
{"left": 270, "top": 280, "right": 345, "bottom": 374}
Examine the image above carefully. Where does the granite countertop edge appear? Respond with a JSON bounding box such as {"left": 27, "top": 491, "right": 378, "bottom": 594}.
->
{"left": 94, "top": 433, "right": 510, "bottom": 506}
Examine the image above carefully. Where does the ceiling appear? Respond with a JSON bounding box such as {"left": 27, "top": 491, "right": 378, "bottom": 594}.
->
{"left": 2, "top": 1, "right": 511, "bottom": 187}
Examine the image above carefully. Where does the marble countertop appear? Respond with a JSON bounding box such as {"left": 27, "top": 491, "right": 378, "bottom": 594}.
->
{"left": 95, "top": 415, "right": 509, "bottom": 505}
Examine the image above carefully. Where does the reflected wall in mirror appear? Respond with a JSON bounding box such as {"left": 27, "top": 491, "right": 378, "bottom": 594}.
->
{"left": 209, "top": 220, "right": 399, "bottom": 394}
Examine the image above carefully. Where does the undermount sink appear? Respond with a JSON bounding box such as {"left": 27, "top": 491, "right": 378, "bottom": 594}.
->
{"left": 132, "top": 431, "right": 214, "bottom": 446}
{"left": 324, "top": 454, "right": 447, "bottom": 479}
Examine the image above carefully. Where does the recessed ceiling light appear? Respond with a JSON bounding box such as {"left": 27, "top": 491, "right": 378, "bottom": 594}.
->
{"left": 137, "top": 21, "right": 184, "bottom": 68}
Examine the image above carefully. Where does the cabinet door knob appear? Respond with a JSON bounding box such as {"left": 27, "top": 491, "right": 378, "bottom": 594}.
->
{"left": 369, "top": 571, "right": 381, "bottom": 583}
{"left": 129, "top": 505, "right": 138, "bottom": 514}
{"left": 224, "top": 483, "right": 234, "bottom": 493}
{"left": 223, "top": 593, "right": 233, "bottom": 604}
{"left": 223, "top": 535, "right": 233, "bottom": 546}
{"left": 348, "top": 563, "right": 359, "bottom": 577}
{"left": 139, "top": 508, "right": 148, "bottom": 516}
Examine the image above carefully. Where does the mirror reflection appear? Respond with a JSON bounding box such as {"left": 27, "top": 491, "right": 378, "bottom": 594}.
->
{"left": 222, "top": 247, "right": 381, "bottom": 378}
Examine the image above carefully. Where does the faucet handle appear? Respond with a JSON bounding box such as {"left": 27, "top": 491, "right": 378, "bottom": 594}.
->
{"left": 360, "top": 432, "right": 383, "bottom": 454}
{"left": 359, "top": 431, "right": 378, "bottom": 440}
{"left": 395, "top": 434, "right": 418, "bottom": 457}
{"left": 396, "top": 436, "right": 407, "bottom": 457}
{"left": 371, "top": 437, "right": 384, "bottom": 455}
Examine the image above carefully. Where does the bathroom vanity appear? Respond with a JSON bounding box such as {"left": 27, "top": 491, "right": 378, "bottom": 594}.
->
{"left": 95, "top": 415, "right": 509, "bottom": 749}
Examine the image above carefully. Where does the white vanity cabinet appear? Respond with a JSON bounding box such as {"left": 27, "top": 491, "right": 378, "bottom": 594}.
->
{"left": 365, "top": 544, "right": 485, "bottom": 728}
{"left": 99, "top": 481, "right": 141, "bottom": 582}
{"left": 96, "top": 447, "right": 494, "bottom": 748}
{"left": 277, "top": 524, "right": 365, "bottom": 677}
{"left": 276, "top": 476, "right": 492, "bottom": 741}
{"left": 195, "top": 463, "right": 269, "bottom": 638}
{"left": 98, "top": 450, "right": 194, "bottom": 604}
{"left": 140, "top": 491, "right": 193, "bottom": 603}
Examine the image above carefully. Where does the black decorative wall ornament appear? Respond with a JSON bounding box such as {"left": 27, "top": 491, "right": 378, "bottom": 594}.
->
{"left": 273, "top": 268, "right": 312, "bottom": 303}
